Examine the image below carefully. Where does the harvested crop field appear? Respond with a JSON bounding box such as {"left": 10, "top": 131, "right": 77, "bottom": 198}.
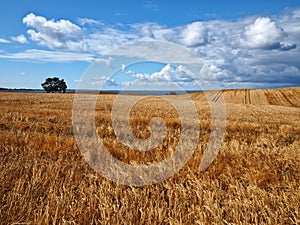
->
{"left": 0, "top": 87, "right": 300, "bottom": 224}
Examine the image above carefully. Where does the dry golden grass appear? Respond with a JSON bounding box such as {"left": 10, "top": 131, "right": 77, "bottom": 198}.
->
{"left": 0, "top": 88, "right": 299, "bottom": 224}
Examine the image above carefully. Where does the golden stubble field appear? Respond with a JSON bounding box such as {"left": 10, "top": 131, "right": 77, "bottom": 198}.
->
{"left": 0, "top": 87, "right": 300, "bottom": 224}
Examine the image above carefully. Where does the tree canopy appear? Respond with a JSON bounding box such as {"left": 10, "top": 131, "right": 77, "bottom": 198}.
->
{"left": 41, "top": 77, "right": 67, "bottom": 93}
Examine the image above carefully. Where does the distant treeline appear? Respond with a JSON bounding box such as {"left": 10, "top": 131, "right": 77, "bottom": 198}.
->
{"left": 0, "top": 88, "right": 47, "bottom": 93}
{"left": 0, "top": 88, "right": 202, "bottom": 95}
{"left": 0, "top": 88, "right": 75, "bottom": 93}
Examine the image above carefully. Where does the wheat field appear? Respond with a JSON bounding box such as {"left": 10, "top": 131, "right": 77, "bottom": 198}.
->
{"left": 0, "top": 87, "right": 300, "bottom": 224}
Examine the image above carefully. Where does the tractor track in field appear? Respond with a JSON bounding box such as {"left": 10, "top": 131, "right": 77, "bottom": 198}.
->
{"left": 189, "top": 87, "right": 300, "bottom": 107}
{"left": 244, "top": 89, "right": 251, "bottom": 105}
{"left": 279, "top": 90, "right": 296, "bottom": 107}
{"left": 212, "top": 90, "right": 223, "bottom": 102}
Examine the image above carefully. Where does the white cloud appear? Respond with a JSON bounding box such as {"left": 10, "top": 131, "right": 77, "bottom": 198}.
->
{"left": 128, "top": 22, "right": 209, "bottom": 47}
{"left": 0, "top": 49, "right": 94, "bottom": 63}
{"left": 23, "top": 13, "right": 84, "bottom": 51}
{"left": 91, "top": 76, "right": 118, "bottom": 88}
{"left": 11, "top": 34, "right": 28, "bottom": 44}
{"left": 0, "top": 37, "right": 10, "bottom": 43}
{"left": 108, "top": 63, "right": 203, "bottom": 90}
{"left": 131, "top": 22, "right": 164, "bottom": 39}
{"left": 125, "top": 64, "right": 194, "bottom": 83}
{"left": 85, "top": 29, "right": 138, "bottom": 53}
{"left": 121, "top": 64, "right": 127, "bottom": 72}
{"left": 291, "top": 8, "right": 300, "bottom": 19}
{"left": 88, "top": 57, "right": 112, "bottom": 65}
{"left": 152, "top": 27, "right": 174, "bottom": 41}
{"left": 19, "top": 14, "right": 207, "bottom": 54}
{"left": 77, "top": 18, "right": 102, "bottom": 26}
{"left": 181, "top": 22, "right": 208, "bottom": 47}
{"left": 138, "top": 22, "right": 209, "bottom": 47}
{"left": 240, "top": 17, "right": 285, "bottom": 49}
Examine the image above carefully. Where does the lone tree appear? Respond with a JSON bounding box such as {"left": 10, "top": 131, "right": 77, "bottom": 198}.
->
{"left": 41, "top": 77, "right": 67, "bottom": 93}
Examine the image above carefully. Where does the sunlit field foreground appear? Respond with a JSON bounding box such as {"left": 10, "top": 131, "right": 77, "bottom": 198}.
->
{"left": 0, "top": 87, "right": 300, "bottom": 224}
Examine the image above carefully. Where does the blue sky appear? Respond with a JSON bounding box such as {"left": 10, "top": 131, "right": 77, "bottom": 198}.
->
{"left": 0, "top": 0, "right": 300, "bottom": 89}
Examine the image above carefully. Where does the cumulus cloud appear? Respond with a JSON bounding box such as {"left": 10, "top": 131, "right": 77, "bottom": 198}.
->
{"left": 98, "top": 63, "right": 205, "bottom": 91}
{"left": 124, "top": 64, "right": 194, "bottom": 84}
{"left": 144, "top": 22, "right": 209, "bottom": 47}
{"left": 240, "top": 17, "right": 285, "bottom": 49}
{"left": 23, "top": 13, "right": 84, "bottom": 51}
{"left": 19, "top": 13, "right": 207, "bottom": 53}
{"left": 181, "top": 22, "right": 208, "bottom": 47}
{"left": 11, "top": 34, "right": 28, "bottom": 44}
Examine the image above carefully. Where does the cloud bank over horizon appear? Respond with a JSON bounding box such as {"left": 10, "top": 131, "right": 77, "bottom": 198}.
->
{"left": 1, "top": 8, "right": 300, "bottom": 89}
